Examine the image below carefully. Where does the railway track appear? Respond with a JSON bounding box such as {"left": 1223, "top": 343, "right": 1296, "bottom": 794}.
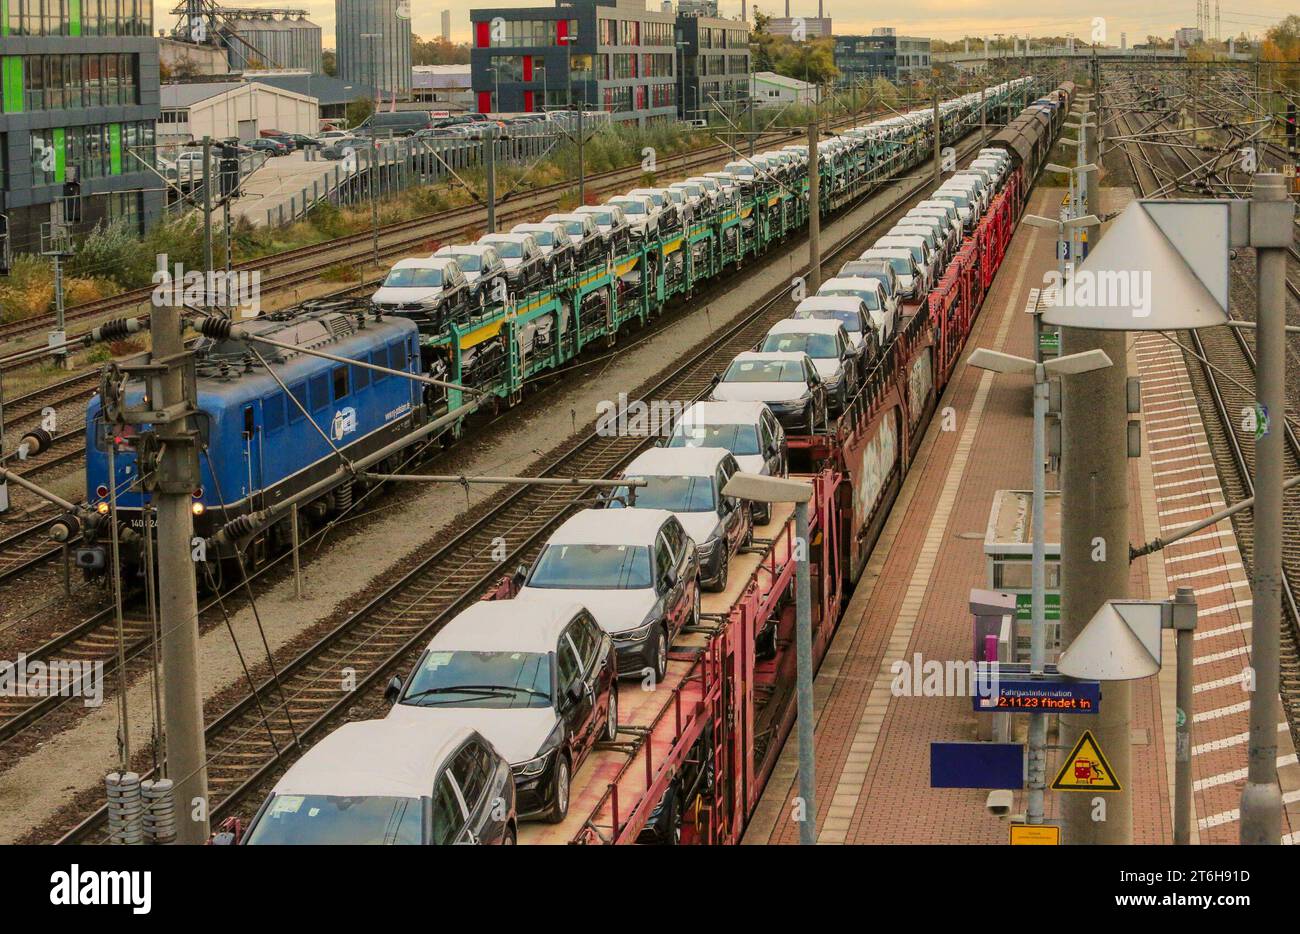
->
{"left": 54, "top": 127, "right": 989, "bottom": 844}
{"left": 0, "top": 115, "right": 874, "bottom": 352}
{"left": 1109, "top": 88, "right": 1300, "bottom": 744}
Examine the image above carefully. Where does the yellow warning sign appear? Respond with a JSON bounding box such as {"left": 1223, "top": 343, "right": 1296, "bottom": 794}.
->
{"left": 1051, "top": 729, "right": 1121, "bottom": 792}
{"left": 1010, "top": 823, "right": 1060, "bottom": 845}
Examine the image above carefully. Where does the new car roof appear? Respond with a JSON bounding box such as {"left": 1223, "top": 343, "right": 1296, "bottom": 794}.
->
{"left": 547, "top": 507, "right": 676, "bottom": 546}
{"left": 622, "top": 446, "right": 731, "bottom": 478}
{"left": 674, "top": 399, "right": 773, "bottom": 425}
{"left": 425, "top": 598, "right": 581, "bottom": 654}
{"left": 768, "top": 317, "right": 846, "bottom": 336}
{"left": 795, "top": 295, "right": 868, "bottom": 313}
{"left": 272, "top": 719, "right": 474, "bottom": 799}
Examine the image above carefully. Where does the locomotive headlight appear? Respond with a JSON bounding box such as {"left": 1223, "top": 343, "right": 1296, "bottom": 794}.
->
{"left": 96, "top": 502, "right": 110, "bottom": 515}
{"left": 192, "top": 502, "right": 205, "bottom": 516}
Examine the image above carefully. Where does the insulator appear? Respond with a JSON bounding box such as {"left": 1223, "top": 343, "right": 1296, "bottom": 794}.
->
{"left": 141, "top": 778, "right": 176, "bottom": 845}
{"left": 105, "top": 771, "right": 144, "bottom": 845}
{"left": 197, "top": 316, "right": 234, "bottom": 340}
{"left": 86, "top": 317, "right": 144, "bottom": 345}
{"left": 214, "top": 511, "right": 263, "bottom": 547}
{"left": 19, "top": 427, "right": 51, "bottom": 456}
{"left": 49, "top": 514, "right": 81, "bottom": 543}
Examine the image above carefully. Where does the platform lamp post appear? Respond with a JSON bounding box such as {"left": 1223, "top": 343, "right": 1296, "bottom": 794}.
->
{"left": 560, "top": 32, "right": 584, "bottom": 205}
{"left": 721, "top": 472, "right": 818, "bottom": 844}
{"left": 967, "top": 346, "right": 1113, "bottom": 826}
{"left": 1018, "top": 212, "right": 1098, "bottom": 363}
{"left": 1041, "top": 192, "right": 1289, "bottom": 844}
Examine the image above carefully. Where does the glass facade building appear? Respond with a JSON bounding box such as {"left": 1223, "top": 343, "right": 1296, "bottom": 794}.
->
{"left": 0, "top": 0, "right": 161, "bottom": 248}
{"left": 675, "top": 14, "right": 750, "bottom": 121}
{"left": 834, "top": 32, "right": 932, "bottom": 83}
{"left": 469, "top": 0, "right": 679, "bottom": 125}
{"left": 335, "top": 0, "right": 413, "bottom": 99}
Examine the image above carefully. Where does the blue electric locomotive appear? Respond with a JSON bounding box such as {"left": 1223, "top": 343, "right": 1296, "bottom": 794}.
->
{"left": 81, "top": 303, "right": 429, "bottom": 584}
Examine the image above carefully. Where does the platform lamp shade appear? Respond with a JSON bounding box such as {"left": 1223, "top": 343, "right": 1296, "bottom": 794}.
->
{"left": 1040, "top": 199, "right": 1233, "bottom": 331}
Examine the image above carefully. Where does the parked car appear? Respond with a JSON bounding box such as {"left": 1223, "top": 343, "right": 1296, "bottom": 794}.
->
{"left": 889, "top": 223, "right": 945, "bottom": 274}
{"left": 667, "top": 181, "right": 708, "bottom": 219}
{"left": 901, "top": 209, "right": 960, "bottom": 263}
{"left": 244, "top": 137, "right": 288, "bottom": 156}
{"left": 477, "top": 232, "right": 547, "bottom": 291}
{"left": 607, "top": 447, "right": 750, "bottom": 592}
{"left": 516, "top": 508, "right": 700, "bottom": 681}
{"left": 859, "top": 247, "right": 925, "bottom": 304}
{"left": 512, "top": 222, "right": 576, "bottom": 275}
{"left": 385, "top": 599, "right": 615, "bottom": 824}
{"left": 627, "top": 187, "right": 682, "bottom": 229}
{"left": 320, "top": 136, "right": 363, "bottom": 160}
{"left": 370, "top": 256, "right": 471, "bottom": 328}
{"left": 759, "top": 318, "right": 858, "bottom": 415}
{"left": 819, "top": 274, "right": 897, "bottom": 344}
{"left": 258, "top": 128, "right": 297, "bottom": 149}
{"left": 791, "top": 295, "right": 879, "bottom": 374}
{"left": 605, "top": 194, "right": 660, "bottom": 240}
{"left": 709, "top": 351, "right": 828, "bottom": 435}
{"left": 355, "top": 110, "right": 435, "bottom": 137}
{"left": 574, "top": 204, "right": 630, "bottom": 252}
{"left": 433, "top": 243, "right": 507, "bottom": 302}
{"left": 915, "top": 198, "right": 964, "bottom": 242}
{"left": 929, "top": 187, "right": 980, "bottom": 232}
{"left": 240, "top": 719, "right": 517, "bottom": 844}
{"left": 543, "top": 212, "right": 602, "bottom": 263}
{"left": 685, "top": 176, "right": 727, "bottom": 209}
{"left": 662, "top": 400, "right": 787, "bottom": 524}
{"left": 874, "top": 234, "right": 936, "bottom": 296}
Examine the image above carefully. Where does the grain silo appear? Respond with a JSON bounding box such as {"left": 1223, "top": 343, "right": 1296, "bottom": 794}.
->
{"left": 222, "top": 11, "right": 323, "bottom": 74}
{"left": 335, "top": 0, "right": 413, "bottom": 98}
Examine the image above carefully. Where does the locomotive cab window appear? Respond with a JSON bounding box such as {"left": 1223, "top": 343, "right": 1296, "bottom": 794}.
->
{"left": 289, "top": 382, "right": 308, "bottom": 423}
{"left": 309, "top": 373, "right": 330, "bottom": 412}
{"left": 263, "top": 393, "right": 285, "bottom": 433}
{"left": 388, "top": 342, "right": 406, "bottom": 373}
{"left": 332, "top": 365, "right": 349, "bottom": 401}
{"left": 353, "top": 360, "right": 370, "bottom": 391}
{"left": 242, "top": 404, "right": 256, "bottom": 439}
{"left": 370, "top": 349, "right": 388, "bottom": 382}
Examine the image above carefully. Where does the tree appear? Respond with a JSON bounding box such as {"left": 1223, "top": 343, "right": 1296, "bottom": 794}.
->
{"left": 773, "top": 37, "right": 839, "bottom": 86}
{"left": 346, "top": 96, "right": 374, "bottom": 128}
{"left": 322, "top": 49, "right": 337, "bottom": 77}
{"left": 412, "top": 36, "right": 470, "bottom": 65}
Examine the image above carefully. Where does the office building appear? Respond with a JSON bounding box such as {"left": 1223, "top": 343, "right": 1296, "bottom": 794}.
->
{"left": 336, "top": 0, "right": 413, "bottom": 99}
{"left": 0, "top": 0, "right": 163, "bottom": 245}
{"left": 834, "top": 28, "right": 932, "bottom": 83}
{"left": 676, "top": 12, "right": 751, "bottom": 120}
{"left": 469, "top": 0, "right": 678, "bottom": 125}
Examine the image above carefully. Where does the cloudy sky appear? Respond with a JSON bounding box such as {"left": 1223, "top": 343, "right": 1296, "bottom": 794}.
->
{"left": 159, "top": 1, "right": 1293, "bottom": 48}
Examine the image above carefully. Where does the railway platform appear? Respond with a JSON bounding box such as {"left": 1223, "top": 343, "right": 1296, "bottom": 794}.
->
{"left": 743, "top": 185, "right": 1300, "bottom": 845}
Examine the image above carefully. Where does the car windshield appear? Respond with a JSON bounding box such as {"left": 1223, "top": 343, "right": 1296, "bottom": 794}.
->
{"left": 449, "top": 252, "right": 480, "bottom": 271}
{"left": 245, "top": 794, "right": 424, "bottom": 845}
{"left": 723, "top": 359, "right": 806, "bottom": 383}
{"left": 383, "top": 267, "right": 443, "bottom": 288}
{"left": 610, "top": 475, "right": 715, "bottom": 512}
{"left": 528, "top": 230, "right": 554, "bottom": 246}
{"left": 491, "top": 241, "right": 523, "bottom": 258}
{"left": 695, "top": 179, "right": 718, "bottom": 192}
{"left": 561, "top": 220, "right": 586, "bottom": 236}
{"left": 401, "top": 650, "right": 551, "bottom": 708}
{"left": 824, "top": 286, "right": 881, "bottom": 310}
{"left": 728, "top": 164, "right": 756, "bottom": 177}
{"left": 937, "top": 192, "right": 970, "bottom": 208}
{"left": 761, "top": 332, "right": 838, "bottom": 359}
{"left": 616, "top": 201, "right": 646, "bottom": 215}
{"left": 795, "top": 309, "right": 861, "bottom": 332}
{"left": 528, "top": 543, "right": 653, "bottom": 589}
{"left": 668, "top": 423, "right": 761, "bottom": 456}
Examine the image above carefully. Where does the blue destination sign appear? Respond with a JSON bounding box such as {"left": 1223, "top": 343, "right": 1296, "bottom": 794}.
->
{"left": 931, "top": 742, "right": 1024, "bottom": 790}
{"left": 973, "top": 675, "right": 1101, "bottom": 714}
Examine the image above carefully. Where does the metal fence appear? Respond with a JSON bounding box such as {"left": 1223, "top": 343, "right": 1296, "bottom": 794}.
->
{"left": 267, "top": 133, "right": 563, "bottom": 228}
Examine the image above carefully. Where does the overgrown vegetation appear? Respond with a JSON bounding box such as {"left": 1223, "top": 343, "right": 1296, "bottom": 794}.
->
{"left": 0, "top": 119, "right": 715, "bottom": 325}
